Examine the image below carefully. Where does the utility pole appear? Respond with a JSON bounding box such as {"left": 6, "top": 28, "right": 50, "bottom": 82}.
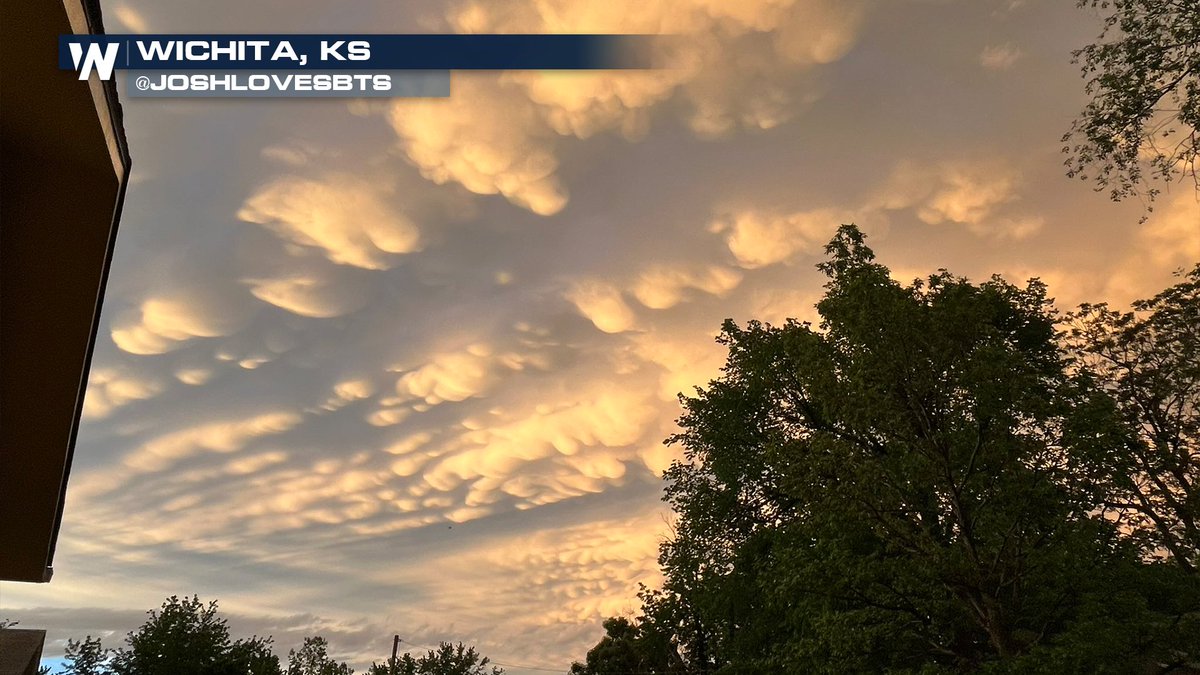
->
{"left": 390, "top": 634, "right": 400, "bottom": 675}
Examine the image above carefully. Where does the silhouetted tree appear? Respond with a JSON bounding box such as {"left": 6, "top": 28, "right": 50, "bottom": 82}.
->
{"left": 62, "top": 636, "right": 110, "bottom": 675}
{"left": 1069, "top": 263, "right": 1200, "bottom": 573}
{"left": 1064, "top": 0, "right": 1200, "bottom": 206}
{"left": 287, "top": 636, "right": 353, "bottom": 675}
{"left": 230, "top": 635, "right": 286, "bottom": 675}
{"left": 569, "top": 616, "right": 685, "bottom": 675}
{"left": 109, "top": 595, "right": 281, "bottom": 675}
{"left": 578, "top": 225, "right": 1200, "bottom": 672}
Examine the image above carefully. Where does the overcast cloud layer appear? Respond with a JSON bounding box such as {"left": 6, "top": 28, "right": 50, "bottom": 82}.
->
{"left": 3, "top": 0, "right": 1199, "bottom": 672}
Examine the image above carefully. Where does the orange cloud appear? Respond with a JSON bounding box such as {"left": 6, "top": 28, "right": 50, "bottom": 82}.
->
{"left": 238, "top": 175, "right": 421, "bottom": 270}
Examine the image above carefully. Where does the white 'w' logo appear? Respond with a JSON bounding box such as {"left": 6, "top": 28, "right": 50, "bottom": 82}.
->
{"left": 68, "top": 42, "right": 119, "bottom": 81}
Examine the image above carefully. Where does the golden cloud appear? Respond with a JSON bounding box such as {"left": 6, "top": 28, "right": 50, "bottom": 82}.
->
{"left": 631, "top": 264, "right": 743, "bottom": 309}
{"left": 238, "top": 175, "right": 421, "bottom": 270}
{"left": 123, "top": 412, "right": 303, "bottom": 473}
{"left": 872, "top": 160, "right": 1042, "bottom": 240}
{"left": 112, "top": 294, "right": 247, "bottom": 355}
{"left": 1104, "top": 193, "right": 1200, "bottom": 305}
{"left": 711, "top": 207, "right": 848, "bottom": 269}
{"left": 566, "top": 280, "right": 638, "bottom": 333}
{"left": 408, "top": 509, "right": 667, "bottom": 628}
{"left": 245, "top": 274, "right": 367, "bottom": 318}
{"left": 417, "top": 385, "right": 657, "bottom": 512}
{"left": 387, "top": 77, "right": 569, "bottom": 216}
{"left": 83, "top": 367, "right": 164, "bottom": 420}
{"left": 396, "top": 343, "right": 504, "bottom": 405}
{"left": 384, "top": 0, "right": 867, "bottom": 213}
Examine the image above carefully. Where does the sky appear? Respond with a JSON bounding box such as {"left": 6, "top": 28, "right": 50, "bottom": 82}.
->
{"left": 3, "top": 0, "right": 1200, "bottom": 672}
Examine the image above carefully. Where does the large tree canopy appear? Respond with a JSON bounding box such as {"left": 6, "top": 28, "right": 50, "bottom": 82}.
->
{"left": 576, "top": 225, "right": 1200, "bottom": 673}
{"left": 1064, "top": 0, "right": 1200, "bottom": 206}
{"left": 569, "top": 616, "right": 687, "bottom": 675}
{"left": 109, "top": 596, "right": 280, "bottom": 675}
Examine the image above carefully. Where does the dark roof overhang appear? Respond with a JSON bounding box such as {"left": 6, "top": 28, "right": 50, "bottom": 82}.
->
{"left": 0, "top": 0, "right": 131, "bottom": 583}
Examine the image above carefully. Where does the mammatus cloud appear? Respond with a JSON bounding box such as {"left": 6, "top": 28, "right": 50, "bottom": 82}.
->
{"left": 30, "top": 2, "right": 1198, "bottom": 672}
{"left": 417, "top": 384, "right": 658, "bottom": 509}
{"left": 175, "top": 368, "right": 213, "bottom": 386}
{"left": 455, "top": 0, "right": 865, "bottom": 136}
{"left": 410, "top": 509, "right": 666, "bottom": 629}
{"left": 396, "top": 343, "right": 520, "bottom": 405}
{"left": 387, "top": 77, "right": 569, "bottom": 216}
{"left": 385, "top": 0, "right": 867, "bottom": 214}
{"left": 564, "top": 263, "right": 743, "bottom": 332}
{"left": 710, "top": 207, "right": 851, "bottom": 269}
{"left": 82, "top": 368, "right": 164, "bottom": 419}
{"left": 914, "top": 168, "right": 1016, "bottom": 225}
{"left": 872, "top": 160, "right": 1043, "bottom": 240}
{"left": 244, "top": 272, "right": 367, "bottom": 318}
{"left": 14, "top": 507, "right": 670, "bottom": 670}
{"left": 238, "top": 175, "right": 421, "bottom": 270}
{"left": 631, "top": 329, "right": 724, "bottom": 403}
{"left": 370, "top": 339, "right": 557, "bottom": 432}
{"left": 706, "top": 160, "right": 1043, "bottom": 273}
{"left": 225, "top": 450, "right": 289, "bottom": 476}
{"left": 308, "top": 379, "right": 376, "bottom": 414}
{"left": 111, "top": 294, "right": 250, "bottom": 355}
{"left": 72, "top": 411, "right": 304, "bottom": 507}
{"left": 70, "top": 331, "right": 664, "bottom": 551}
{"left": 631, "top": 264, "right": 742, "bottom": 309}
{"left": 566, "top": 280, "right": 639, "bottom": 333}
{"left": 123, "top": 412, "right": 303, "bottom": 473}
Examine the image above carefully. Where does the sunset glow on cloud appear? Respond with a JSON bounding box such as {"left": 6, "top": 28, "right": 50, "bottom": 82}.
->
{"left": 4, "top": 0, "right": 1198, "bottom": 673}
